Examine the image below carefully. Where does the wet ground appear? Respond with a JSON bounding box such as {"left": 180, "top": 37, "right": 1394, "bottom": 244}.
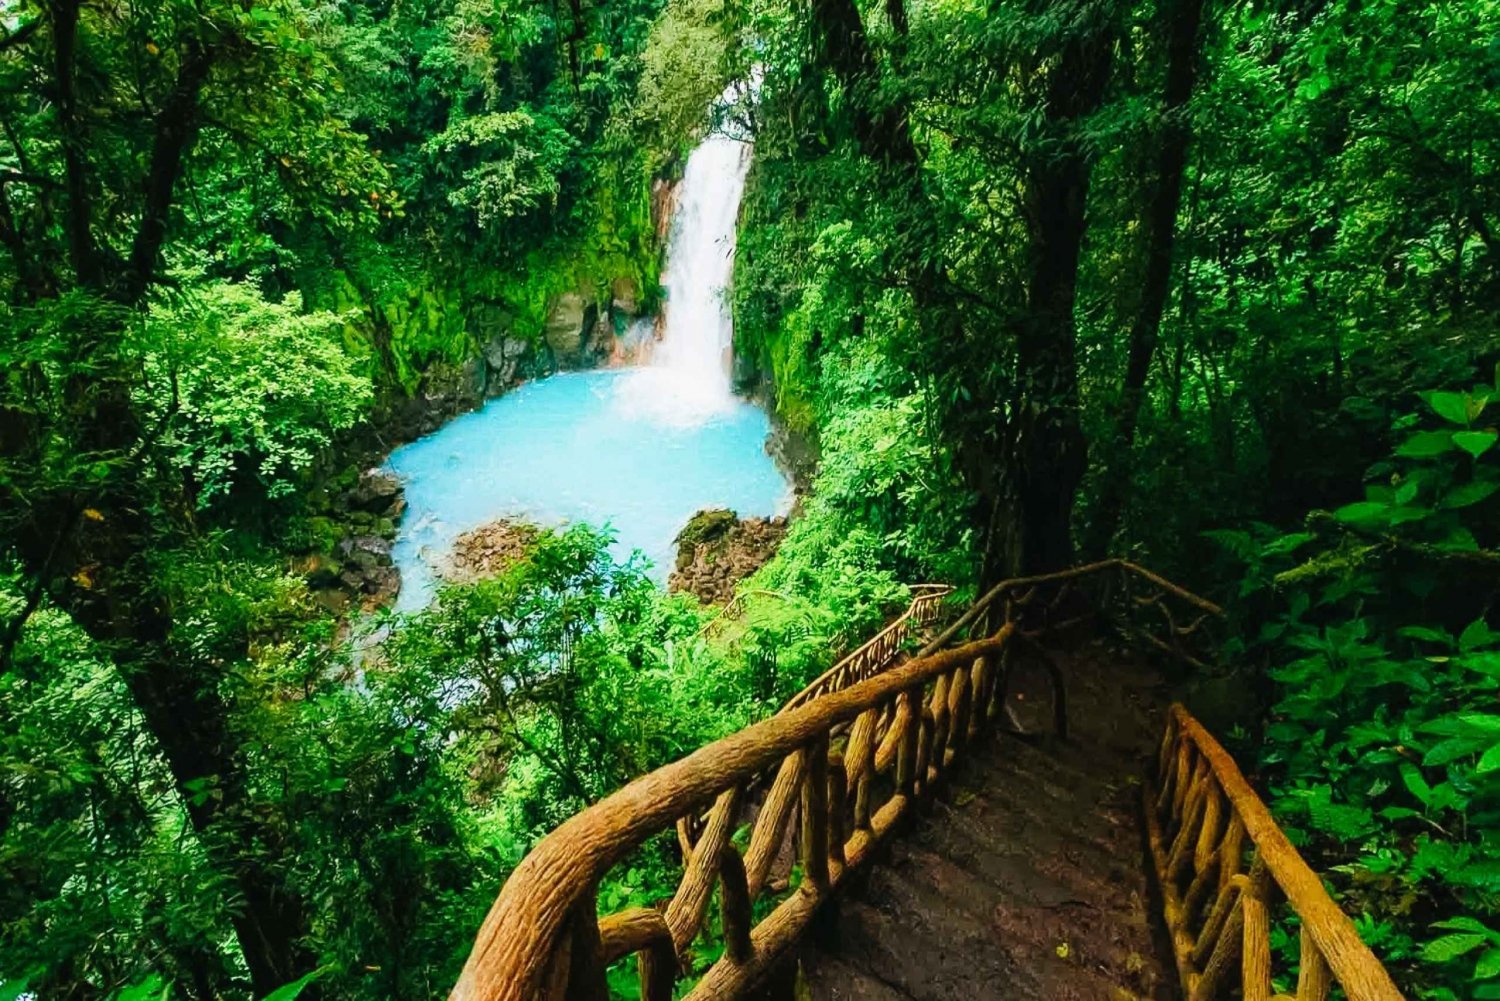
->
{"left": 795, "top": 637, "right": 1172, "bottom": 1000}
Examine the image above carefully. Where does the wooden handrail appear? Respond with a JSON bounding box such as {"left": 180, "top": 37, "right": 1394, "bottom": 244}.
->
{"left": 450, "top": 631, "right": 1012, "bottom": 1001}
{"left": 450, "top": 560, "right": 1404, "bottom": 1001}
{"left": 780, "top": 583, "right": 953, "bottom": 711}
{"left": 1147, "top": 704, "right": 1405, "bottom": 1000}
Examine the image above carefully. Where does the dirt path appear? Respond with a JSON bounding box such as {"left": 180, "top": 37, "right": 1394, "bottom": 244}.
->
{"left": 795, "top": 637, "right": 1173, "bottom": 1000}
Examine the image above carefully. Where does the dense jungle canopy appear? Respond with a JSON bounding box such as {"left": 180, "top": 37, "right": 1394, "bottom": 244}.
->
{"left": 0, "top": 0, "right": 1498, "bottom": 997}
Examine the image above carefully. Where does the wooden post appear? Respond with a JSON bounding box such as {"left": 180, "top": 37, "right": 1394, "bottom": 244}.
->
{"left": 719, "top": 847, "right": 753, "bottom": 964}
{"left": 746, "top": 751, "right": 804, "bottom": 898}
{"left": 801, "top": 736, "right": 830, "bottom": 894}
{"left": 1240, "top": 860, "right": 1273, "bottom": 1001}
{"left": 1296, "top": 924, "right": 1332, "bottom": 1001}
{"left": 947, "top": 661, "right": 971, "bottom": 761}
{"left": 640, "top": 935, "right": 677, "bottom": 1001}
{"left": 563, "top": 888, "right": 607, "bottom": 1001}
{"left": 896, "top": 687, "right": 921, "bottom": 797}
{"left": 914, "top": 709, "right": 935, "bottom": 801}
{"left": 968, "top": 655, "right": 990, "bottom": 740}
{"left": 828, "top": 752, "right": 848, "bottom": 868}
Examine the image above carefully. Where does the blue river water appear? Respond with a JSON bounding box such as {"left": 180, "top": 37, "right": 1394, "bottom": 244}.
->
{"left": 385, "top": 370, "right": 792, "bottom": 610}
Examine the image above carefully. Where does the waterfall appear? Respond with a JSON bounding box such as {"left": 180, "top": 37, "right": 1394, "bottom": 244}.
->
{"left": 615, "top": 116, "right": 752, "bottom": 425}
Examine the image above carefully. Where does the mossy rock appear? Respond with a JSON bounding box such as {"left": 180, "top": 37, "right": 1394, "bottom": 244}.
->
{"left": 675, "top": 513, "right": 738, "bottom": 552}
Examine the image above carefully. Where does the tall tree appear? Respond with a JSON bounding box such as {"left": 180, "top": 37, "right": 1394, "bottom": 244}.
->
{"left": 1000, "top": 2, "right": 1114, "bottom": 575}
{"left": 0, "top": 1, "right": 381, "bottom": 990}
{"left": 1084, "top": 0, "right": 1208, "bottom": 558}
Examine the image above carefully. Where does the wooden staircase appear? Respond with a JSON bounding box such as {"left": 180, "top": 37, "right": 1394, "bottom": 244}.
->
{"left": 446, "top": 561, "right": 1407, "bottom": 1001}
{"left": 798, "top": 642, "right": 1170, "bottom": 1001}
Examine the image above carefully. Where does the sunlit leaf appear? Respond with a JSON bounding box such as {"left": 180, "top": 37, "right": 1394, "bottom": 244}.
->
{"left": 1429, "top": 391, "right": 1475, "bottom": 426}
{"left": 1396, "top": 430, "right": 1456, "bottom": 458}
{"left": 1422, "top": 933, "right": 1488, "bottom": 962}
{"left": 1454, "top": 430, "right": 1498, "bottom": 458}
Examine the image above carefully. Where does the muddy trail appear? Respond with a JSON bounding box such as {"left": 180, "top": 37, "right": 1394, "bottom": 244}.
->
{"left": 792, "top": 638, "right": 1173, "bottom": 1000}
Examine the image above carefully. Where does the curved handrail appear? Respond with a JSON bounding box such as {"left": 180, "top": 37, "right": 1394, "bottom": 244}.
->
{"left": 1147, "top": 704, "right": 1405, "bottom": 1000}
{"left": 450, "top": 631, "right": 1013, "bottom": 1001}
{"left": 780, "top": 583, "right": 953, "bottom": 712}
{"left": 914, "top": 558, "right": 1223, "bottom": 660}
{"left": 449, "top": 560, "right": 1235, "bottom": 1001}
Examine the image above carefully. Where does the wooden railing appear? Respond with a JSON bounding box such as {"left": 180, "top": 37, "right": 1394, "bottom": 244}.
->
{"left": 676, "top": 583, "right": 953, "bottom": 851}
{"left": 1147, "top": 705, "right": 1405, "bottom": 1000}
{"left": 448, "top": 560, "right": 1400, "bottom": 1001}
{"left": 781, "top": 583, "right": 952, "bottom": 711}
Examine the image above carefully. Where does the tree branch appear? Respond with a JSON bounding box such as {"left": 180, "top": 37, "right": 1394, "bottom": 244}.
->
{"left": 0, "top": 17, "right": 41, "bottom": 54}
{"left": 117, "top": 39, "right": 217, "bottom": 305}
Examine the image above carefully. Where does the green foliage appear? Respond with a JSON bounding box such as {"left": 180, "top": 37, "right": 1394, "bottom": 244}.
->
{"left": 140, "top": 279, "right": 372, "bottom": 506}
{"left": 421, "top": 111, "right": 576, "bottom": 231}
{"left": 1214, "top": 370, "right": 1500, "bottom": 997}
{"left": 631, "top": 0, "right": 747, "bottom": 161}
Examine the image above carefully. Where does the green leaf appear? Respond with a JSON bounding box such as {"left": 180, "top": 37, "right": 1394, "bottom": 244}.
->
{"left": 1401, "top": 762, "right": 1432, "bottom": 805}
{"left": 1461, "top": 619, "right": 1498, "bottom": 652}
{"left": 1, "top": 973, "right": 38, "bottom": 1001}
{"left": 1399, "top": 625, "right": 1454, "bottom": 646}
{"left": 1423, "top": 932, "right": 1489, "bottom": 961}
{"left": 1424, "top": 738, "right": 1489, "bottom": 766}
{"left": 1477, "top": 743, "right": 1500, "bottom": 776}
{"left": 113, "top": 977, "right": 169, "bottom": 1001}
{"left": 259, "top": 965, "right": 334, "bottom": 1001}
{"left": 1334, "top": 500, "right": 1389, "bottom": 525}
{"left": 1435, "top": 916, "right": 1493, "bottom": 933}
{"left": 1477, "top": 947, "right": 1500, "bottom": 979}
{"left": 1454, "top": 430, "right": 1499, "bottom": 458}
{"left": 1265, "top": 531, "right": 1315, "bottom": 555}
{"left": 1423, "top": 714, "right": 1500, "bottom": 737}
{"left": 1430, "top": 391, "right": 1476, "bottom": 426}
{"left": 1443, "top": 479, "right": 1500, "bottom": 508}
{"left": 1397, "top": 430, "right": 1457, "bottom": 457}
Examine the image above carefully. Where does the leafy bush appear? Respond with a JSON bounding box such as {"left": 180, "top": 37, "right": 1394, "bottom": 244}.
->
{"left": 1214, "top": 372, "right": 1500, "bottom": 998}
{"left": 140, "top": 280, "right": 371, "bottom": 506}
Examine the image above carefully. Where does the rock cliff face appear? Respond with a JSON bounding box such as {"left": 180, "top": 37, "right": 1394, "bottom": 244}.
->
{"left": 540, "top": 284, "right": 648, "bottom": 370}
{"left": 668, "top": 508, "right": 789, "bottom": 605}
{"left": 298, "top": 468, "right": 405, "bottom": 614}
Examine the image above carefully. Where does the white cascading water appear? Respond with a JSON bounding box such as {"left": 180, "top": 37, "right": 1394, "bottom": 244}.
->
{"left": 615, "top": 118, "right": 753, "bottom": 424}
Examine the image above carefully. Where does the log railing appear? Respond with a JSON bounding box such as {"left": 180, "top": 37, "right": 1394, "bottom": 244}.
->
{"left": 451, "top": 630, "right": 1014, "bottom": 1001}
{"left": 781, "top": 583, "right": 952, "bottom": 711}
{"left": 676, "top": 583, "right": 953, "bottom": 849}
{"left": 449, "top": 560, "right": 1401, "bottom": 1001}
{"left": 1147, "top": 705, "right": 1405, "bottom": 1000}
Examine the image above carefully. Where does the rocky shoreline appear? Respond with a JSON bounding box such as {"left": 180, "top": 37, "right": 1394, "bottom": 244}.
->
{"left": 439, "top": 520, "right": 540, "bottom": 584}
{"left": 295, "top": 467, "right": 405, "bottom": 614}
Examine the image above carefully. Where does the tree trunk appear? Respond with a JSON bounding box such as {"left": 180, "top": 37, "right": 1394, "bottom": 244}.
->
{"left": 984, "top": 2, "right": 1115, "bottom": 582}
{"left": 1084, "top": 0, "right": 1206, "bottom": 559}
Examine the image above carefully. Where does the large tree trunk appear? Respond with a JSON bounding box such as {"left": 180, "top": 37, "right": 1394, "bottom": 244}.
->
{"left": 984, "top": 2, "right": 1115, "bottom": 582}
{"left": 807, "top": 0, "right": 1113, "bottom": 583}
{"left": 1084, "top": 0, "right": 1206, "bottom": 559}
{"left": 28, "top": 376, "right": 319, "bottom": 997}
{"left": 2, "top": 16, "right": 319, "bottom": 993}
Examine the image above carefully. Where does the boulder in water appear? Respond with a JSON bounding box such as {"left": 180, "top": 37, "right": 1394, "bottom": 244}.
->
{"left": 670, "top": 509, "right": 789, "bottom": 605}
{"left": 440, "top": 519, "right": 540, "bottom": 583}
